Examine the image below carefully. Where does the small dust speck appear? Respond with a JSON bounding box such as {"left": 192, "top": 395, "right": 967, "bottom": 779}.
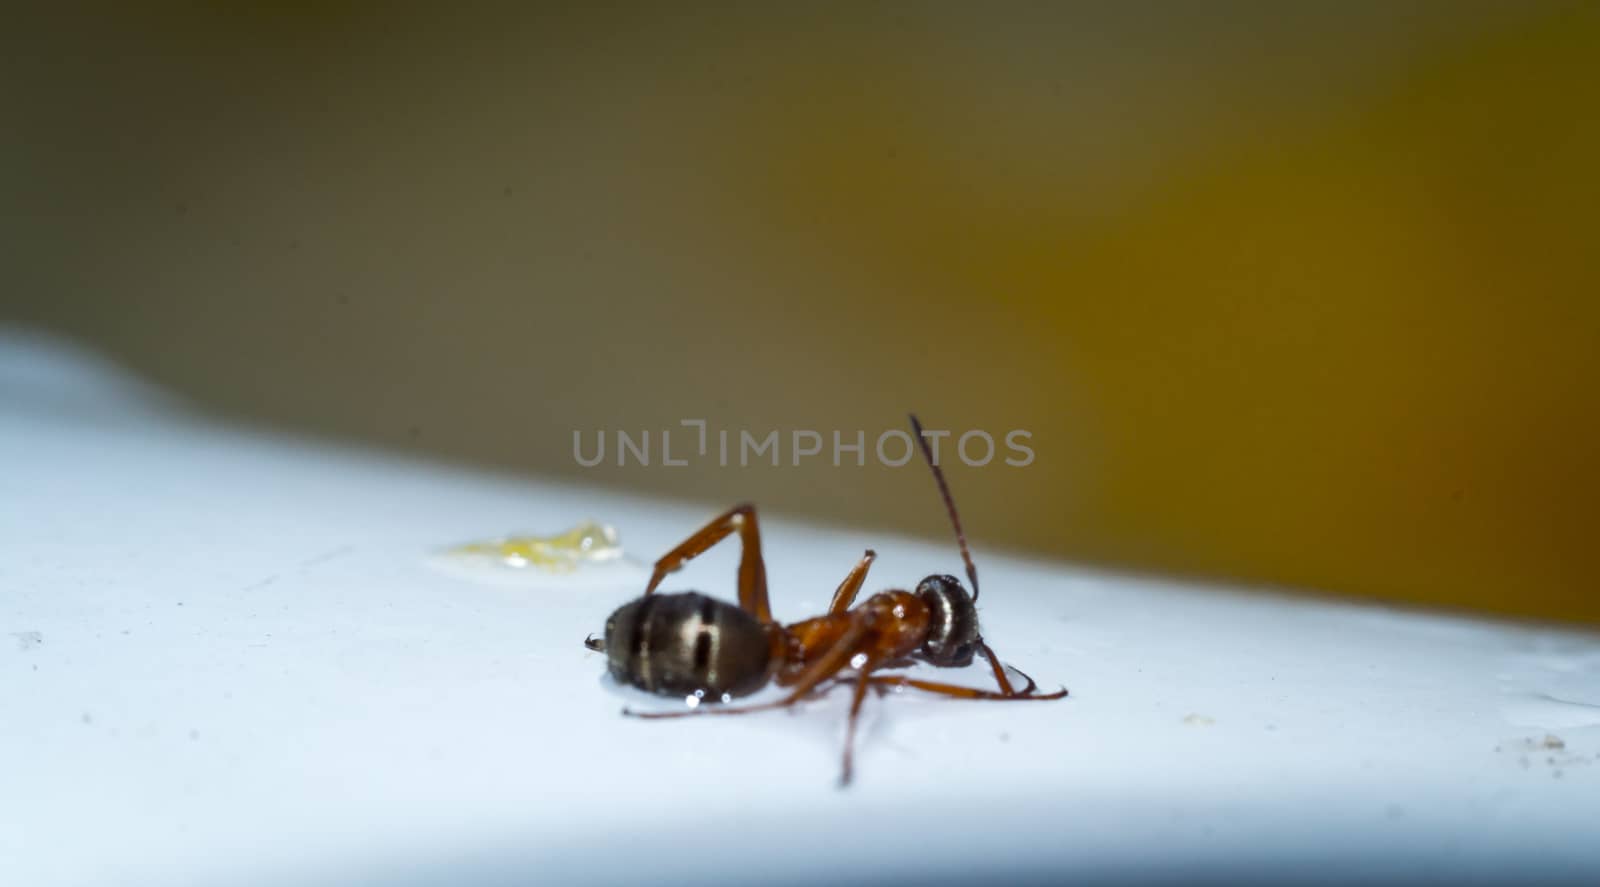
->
{"left": 189, "top": 729, "right": 200, "bottom": 741}
{"left": 1182, "top": 714, "right": 1215, "bottom": 727}
{"left": 998, "top": 732, "right": 1011, "bottom": 743}
{"left": 1385, "top": 804, "right": 1404, "bottom": 819}
{"left": 12, "top": 631, "right": 43, "bottom": 651}
{"left": 1553, "top": 769, "right": 1564, "bottom": 779}
{"left": 81, "top": 713, "right": 92, "bottom": 725}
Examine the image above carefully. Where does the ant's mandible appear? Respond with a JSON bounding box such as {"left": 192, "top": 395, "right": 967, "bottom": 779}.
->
{"left": 583, "top": 414, "right": 1067, "bottom": 785}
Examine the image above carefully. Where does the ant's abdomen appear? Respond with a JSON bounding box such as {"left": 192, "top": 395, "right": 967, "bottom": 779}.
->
{"left": 601, "top": 592, "right": 773, "bottom": 698}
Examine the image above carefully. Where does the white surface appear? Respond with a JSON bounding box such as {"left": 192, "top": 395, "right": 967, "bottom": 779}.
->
{"left": 3, "top": 331, "right": 1600, "bottom": 886}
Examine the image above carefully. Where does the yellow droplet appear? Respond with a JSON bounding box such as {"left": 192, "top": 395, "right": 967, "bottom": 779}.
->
{"left": 449, "top": 520, "right": 623, "bottom": 573}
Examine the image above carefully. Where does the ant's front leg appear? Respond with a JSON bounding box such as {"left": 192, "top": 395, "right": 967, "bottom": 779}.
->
{"left": 644, "top": 503, "right": 772, "bottom": 624}
{"left": 838, "top": 662, "right": 883, "bottom": 786}
{"left": 978, "top": 641, "right": 1020, "bottom": 695}
{"left": 973, "top": 641, "right": 1070, "bottom": 698}
{"left": 862, "top": 674, "right": 1068, "bottom": 701}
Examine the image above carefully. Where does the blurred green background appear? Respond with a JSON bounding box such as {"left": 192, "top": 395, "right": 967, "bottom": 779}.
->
{"left": 5, "top": 4, "right": 1596, "bottom": 623}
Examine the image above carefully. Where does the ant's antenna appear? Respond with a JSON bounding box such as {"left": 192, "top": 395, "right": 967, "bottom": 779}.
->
{"left": 909, "top": 414, "right": 980, "bottom": 603}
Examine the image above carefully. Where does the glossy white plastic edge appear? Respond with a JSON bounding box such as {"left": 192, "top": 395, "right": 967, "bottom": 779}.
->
{"left": 3, "top": 330, "right": 1598, "bottom": 887}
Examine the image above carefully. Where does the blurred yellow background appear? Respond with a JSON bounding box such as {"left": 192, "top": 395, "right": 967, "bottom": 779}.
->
{"left": 5, "top": 4, "right": 1596, "bottom": 622}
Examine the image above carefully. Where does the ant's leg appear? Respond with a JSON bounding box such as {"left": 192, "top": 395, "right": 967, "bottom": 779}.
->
{"left": 623, "top": 695, "right": 795, "bottom": 720}
{"left": 977, "top": 641, "right": 1018, "bottom": 695}
{"left": 839, "top": 669, "right": 874, "bottom": 786}
{"left": 832, "top": 660, "right": 1036, "bottom": 695}
{"left": 975, "top": 643, "right": 1063, "bottom": 697}
{"left": 863, "top": 674, "right": 1068, "bottom": 701}
{"left": 1007, "top": 663, "right": 1041, "bottom": 696}
{"left": 828, "top": 549, "right": 876, "bottom": 614}
{"left": 644, "top": 503, "right": 771, "bottom": 623}
{"left": 624, "top": 614, "right": 870, "bottom": 720}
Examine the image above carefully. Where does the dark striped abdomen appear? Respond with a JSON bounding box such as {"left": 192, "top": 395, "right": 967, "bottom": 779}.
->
{"left": 601, "top": 592, "right": 773, "bottom": 698}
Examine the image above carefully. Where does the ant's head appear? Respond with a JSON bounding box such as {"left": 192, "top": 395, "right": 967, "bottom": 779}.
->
{"left": 916, "top": 574, "right": 979, "bottom": 667}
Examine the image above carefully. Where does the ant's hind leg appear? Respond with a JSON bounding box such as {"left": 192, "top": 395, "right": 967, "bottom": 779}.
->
{"left": 622, "top": 696, "right": 795, "bottom": 720}
{"left": 828, "top": 550, "right": 877, "bottom": 614}
{"left": 620, "top": 678, "right": 858, "bottom": 720}
{"left": 643, "top": 503, "right": 772, "bottom": 623}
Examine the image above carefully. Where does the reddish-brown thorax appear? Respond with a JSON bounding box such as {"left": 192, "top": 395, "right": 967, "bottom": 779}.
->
{"left": 775, "top": 590, "right": 930, "bottom": 685}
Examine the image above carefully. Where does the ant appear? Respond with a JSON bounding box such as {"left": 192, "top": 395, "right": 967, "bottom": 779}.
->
{"left": 583, "top": 415, "right": 1067, "bottom": 785}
